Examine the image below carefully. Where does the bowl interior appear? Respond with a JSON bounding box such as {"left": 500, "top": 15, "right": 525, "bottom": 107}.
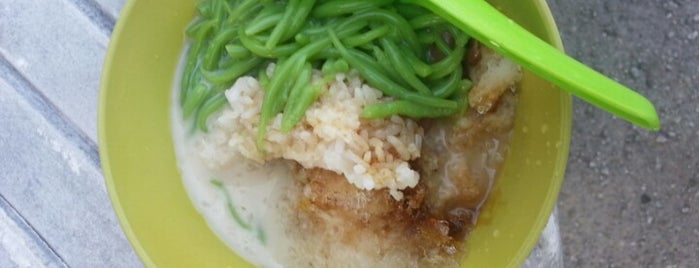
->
{"left": 99, "top": 1, "right": 571, "bottom": 267}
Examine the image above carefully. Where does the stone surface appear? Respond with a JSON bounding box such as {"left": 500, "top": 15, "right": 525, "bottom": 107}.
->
{"left": 79, "top": 0, "right": 124, "bottom": 21}
{"left": 547, "top": 0, "right": 699, "bottom": 267}
{"left": 0, "top": 76, "right": 141, "bottom": 267}
{"left": 0, "top": 196, "right": 65, "bottom": 268}
{"left": 0, "top": 0, "right": 109, "bottom": 142}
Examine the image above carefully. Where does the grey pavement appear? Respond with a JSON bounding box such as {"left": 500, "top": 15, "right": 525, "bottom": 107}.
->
{"left": 548, "top": 0, "right": 699, "bottom": 267}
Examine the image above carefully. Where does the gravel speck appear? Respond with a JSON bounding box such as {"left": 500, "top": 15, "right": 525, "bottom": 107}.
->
{"left": 689, "top": 31, "right": 698, "bottom": 40}
{"left": 630, "top": 67, "right": 643, "bottom": 78}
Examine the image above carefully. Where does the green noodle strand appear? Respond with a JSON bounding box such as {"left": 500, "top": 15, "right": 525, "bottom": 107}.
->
{"left": 180, "top": 0, "right": 475, "bottom": 139}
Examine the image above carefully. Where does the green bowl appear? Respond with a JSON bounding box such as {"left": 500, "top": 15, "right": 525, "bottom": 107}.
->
{"left": 99, "top": 0, "right": 571, "bottom": 267}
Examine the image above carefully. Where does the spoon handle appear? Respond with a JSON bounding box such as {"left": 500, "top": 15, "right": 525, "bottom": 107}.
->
{"left": 411, "top": 0, "right": 660, "bottom": 130}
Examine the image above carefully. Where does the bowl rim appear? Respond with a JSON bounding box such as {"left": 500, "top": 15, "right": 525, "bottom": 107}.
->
{"left": 500, "top": 3, "right": 571, "bottom": 267}
{"left": 98, "top": 0, "right": 154, "bottom": 266}
{"left": 98, "top": 1, "right": 571, "bottom": 267}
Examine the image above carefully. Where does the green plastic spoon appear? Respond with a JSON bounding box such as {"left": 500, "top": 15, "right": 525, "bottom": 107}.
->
{"left": 408, "top": 0, "right": 661, "bottom": 130}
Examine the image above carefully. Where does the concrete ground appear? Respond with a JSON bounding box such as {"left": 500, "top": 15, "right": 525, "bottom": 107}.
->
{"left": 545, "top": 0, "right": 699, "bottom": 267}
